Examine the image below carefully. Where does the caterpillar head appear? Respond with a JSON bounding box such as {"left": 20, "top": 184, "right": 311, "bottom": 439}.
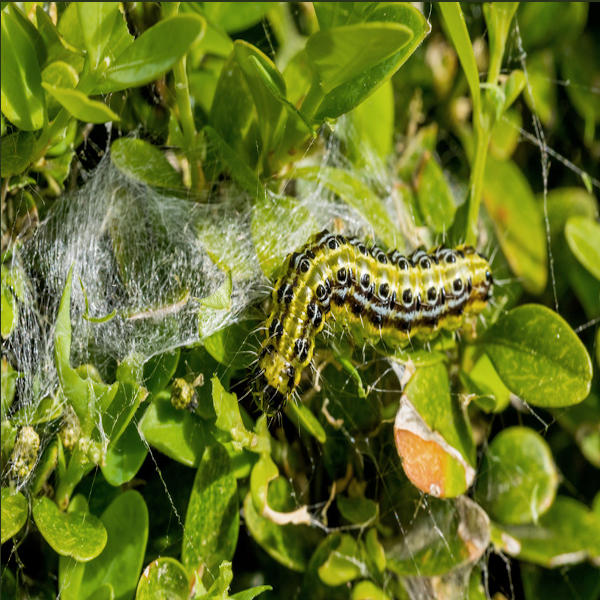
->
{"left": 254, "top": 369, "right": 287, "bottom": 416}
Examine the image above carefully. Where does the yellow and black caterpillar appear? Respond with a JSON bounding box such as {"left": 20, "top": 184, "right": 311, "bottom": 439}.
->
{"left": 256, "top": 230, "right": 493, "bottom": 414}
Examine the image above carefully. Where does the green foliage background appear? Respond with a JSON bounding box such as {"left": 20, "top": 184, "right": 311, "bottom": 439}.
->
{"left": 1, "top": 2, "right": 599, "bottom": 599}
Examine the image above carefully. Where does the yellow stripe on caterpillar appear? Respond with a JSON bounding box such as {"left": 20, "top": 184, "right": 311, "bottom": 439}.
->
{"left": 256, "top": 230, "right": 493, "bottom": 414}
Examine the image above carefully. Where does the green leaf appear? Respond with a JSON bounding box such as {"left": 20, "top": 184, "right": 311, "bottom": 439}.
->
{"left": 545, "top": 187, "right": 598, "bottom": 237}
{"left": 483, "top": 156, "right": 547, "bottom": 294}
{"left": 346, "top": 79, "right": 394, "bottom": 161}
{"left": 1, "top": 131, "right": 35, "bottom": 177}
{"left": 203, "top": 319, "right": 261, "bottom": 370}
{"left": 230, "top": 585, "right": 272, "bottom": 600}
{"left": 111, "top": 138, "right": 182, "bottom": 189}
{"left": 143, "top": 349, "right": 180, "bottom": 395}
{"left": 100, "top": 15, "right": 206, "bottom": 92}
{"left": 138, "top": 394, "right": 213, "bottom": 467}
{"left": 102, "top": 382, "right": 147, "bottom": 447}
{"left": 292, "top": 166, "right": 400, "bottom": 249}
{"left": 57, "top": 2, "right": 85, "bottom": 50}
{"left": 285, "top": 400, "right": 327, "bottom": 444}
{"left": 182, "top": 443, "right": 239, "bottom": 576}
{"left": 212, "top": 377, "right": 270, "bottom": 453}
{"left": 202, "top": 2, "right": 271, "bottom": 34}
{"left": 243, "top": 491, "right": 315, "bottom": 572}
{"left": 1, "top": 7, "right": 46, "bottom": 130}
{"left": 565, "top": 216, "right": 600, "bottom": 281}
{"left": 318, "top": 534, "right": 361, "bottom": 586}
{"left": 1, "top": 357, "right": 18, "bottom": 418}
{"left": 314, "top": 3, "right": 377, "bottom": 29}
{"left": 76, "top": 2, "right": 133, "bottom": 71}
{"left": 79, "top": 490, "right": 149, "bottom": 600}
{"left": 1, "top": 488, "right": 28, "bottom": 544}
{"left": 101, "top": 419, "right": 148, "bottom": 487}
{"left": 209, "top": 52, "right": 256, "bottom": 167}
{"left": 1, "top": 279, "right": 17, "bottom": 339}
{"left": 483, "top": 2, "right": 518, "bottom": 89}
{"left": 305, "top": 18, "right": 415, "bottom": 121}
{"left": 250, "top": 451, "right": 275, "bottom": 510}
{"left": 501, "top": 69, "right": 526, "bottom": 111}
{"left": 521, "top": 563, "right": 600, "bottom": 600}
{"left": 42, "top": 83, "right": 119, "bottom": 123}
{"left": 396, "top": 361, "right": 475, "bottom": 498}
{"left": 463, "top": 351, "right": 511, "bottom": 413}
{"left": 33, "top": 496, "right": 107, "bottom": 561}
{"left": 561, "top": 35, "right": 600, "bottom": 145}
{"left": 251, "top": 193, "right": 318, "bottom": 278}
{"left": 199, "top": 269, "right": 232, "bottom": 310}
{"left": 58, "top": 495, "right": 93, "bottom": 600}
{"left": 203, "top": 125, "right": 261, "bottom": 194}
{"left": 475, "top": 427, "right": 558, "bottom": 525}
{"left": 482, "top": 304, "right": 593, "bottom": 407}
{"left": 42, "top": 60, "right": 79, "bottom": 119}
{"left": 307, "top": 22, "right": 411, "bottom": 96}
{"left": 523, "top": 50, "right": 556, "bottom": 127}
{"left": 497, "top": 496, "right": 600, "bottom": 567}
{"left": 336, "top": 495, "right": 378, "bottom": 525}
{"left": 489, "top": 108, "right": 522, "bottom": 161}
{"left": 518, "top": 2, "right": 588, "bottom": 50}
{"left": 352, "top": 581, "right": 390, "bottom": 600}
{"left": 237, "top": 44, "right": 313, "bottom": 173}
{"left": 438, "top": 3, "right": 481, "bottom": 121}
{"left": 87, "top": 585, "right": 114, "bottom": 600}
{"left": 136, "top": 558, "right": 190, "bottom": 600}
{"left": 318, "top": 3, "right": 428, "bottom": 121}
{"left": 554, "top": 388, "right": 600, "bottom": 468}
{"left": 233, "top": 42, "right": 285, "bottom": 159}
{"left": 413, "top": 152, "right": 457, "bottom": 233}
{"left": 35, "top": 5, "right": 83, "bottom": 67}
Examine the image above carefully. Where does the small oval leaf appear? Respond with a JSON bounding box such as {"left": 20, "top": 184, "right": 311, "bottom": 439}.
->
{"left": 482, "top": 304, "right": 593, "bottom": 407}
{"left": 565, "top": 216, "right": 600, "bottom": 281}
{"left": 33, "top": 496, "right": 107, "bottom": 561}
{"left": 475, "top": 426, "right": 558, "bottom": 525}
{"left": 1, "top": 488, "right": 28, "bottom": 543}
{"left": 136, "top": 557, "right": 190, "bottom": 600}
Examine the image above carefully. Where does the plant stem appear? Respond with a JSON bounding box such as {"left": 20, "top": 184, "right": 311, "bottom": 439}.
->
{"left": 465, "top": 125, "right": 490, "bottom": 246}
{"left": 54, "top": 447, "right": 93, "bottom": 510}
{"left": 31, "top": 109, "right": 71, "bottom": 165}
{"left": 162, "top": 2, "right": 202, "bottom": 190}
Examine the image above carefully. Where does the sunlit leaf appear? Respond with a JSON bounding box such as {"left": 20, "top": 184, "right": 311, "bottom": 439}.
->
{"left": 99, "top": 15, "right": 205, "bottom": 92}
{"left": 182, "top": 443, "right": 239, "bottom": 577}
{"left": 1, "top": 488, "right": 28, "bottom": 544}
{"left": 483, "top": 156, "right": 547, "bottom": 294}
{"left": 33, "top": 496, "right": 107, "bottom": 561}
{"left": 111, "top": 138, "right": 182, "bottom": 190}
{"left": 42, "top": 83, "right": 119, "bottom": 123}
{"left": 79, "top": 490, "right": 149, "bottom": 600}
{"left": 482, "top": 304, "right": 593, "bottom": 407}
{"left": 136, "top": 558, "right": 190, "bottom": 600}
{"left": 1, "top": 7, "right": 46, "bottom": 130}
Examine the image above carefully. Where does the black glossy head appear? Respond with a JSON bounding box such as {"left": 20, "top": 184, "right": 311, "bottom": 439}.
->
{"left": 254, "top": 371, "right": 287, "bottom": 415}
{"left": 262, "top": 385, "right": 286, "bottom": 415}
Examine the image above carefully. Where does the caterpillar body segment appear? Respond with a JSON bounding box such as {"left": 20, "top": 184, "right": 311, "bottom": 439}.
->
{"left": 256, "top": 230, "right": 493, "bottom": 414}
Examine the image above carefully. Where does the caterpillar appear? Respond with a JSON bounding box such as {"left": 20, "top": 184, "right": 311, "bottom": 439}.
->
{"left": 256, "top": 230, "right": 493, "bottom": 414}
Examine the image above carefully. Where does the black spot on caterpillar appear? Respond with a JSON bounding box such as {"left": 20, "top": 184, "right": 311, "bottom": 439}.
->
{"left": 256, "top": 230, "right": 493, "bottom": 414}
